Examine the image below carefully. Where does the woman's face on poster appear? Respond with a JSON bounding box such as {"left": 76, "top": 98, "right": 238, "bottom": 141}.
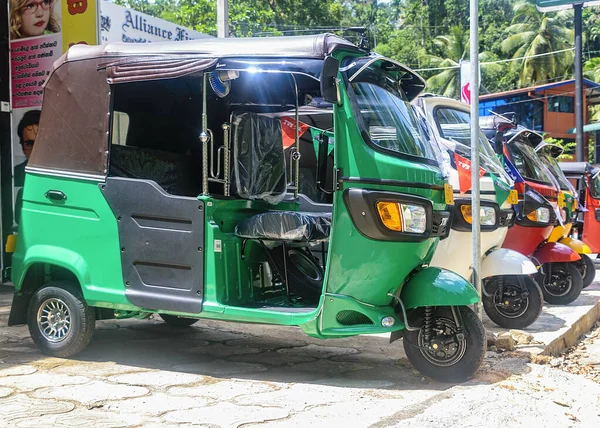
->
{"left": 20, "top": 0, "right": 52, "bottom": 38}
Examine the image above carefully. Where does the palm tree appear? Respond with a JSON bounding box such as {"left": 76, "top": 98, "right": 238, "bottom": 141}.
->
{"left": 501, "top": 1, "right": 574, "bottom": 88}
{"left": 423, "top": 26, "right": 501, "bottom": 99}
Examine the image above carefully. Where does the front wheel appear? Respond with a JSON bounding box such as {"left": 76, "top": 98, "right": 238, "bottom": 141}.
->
{"left": 403, "top": 306, "right": 485, "bottom": 383}
{"left": 539, "top": 262, "right": 583, "bottom": 305}
{"left": 576, "top": 255, "right": 596, "bottom": 289}
{"left": 27, "top": 282, "right": 96, "bottom": 357}
{"left": 482, "top": 276, "right": 543, "bottom": 329}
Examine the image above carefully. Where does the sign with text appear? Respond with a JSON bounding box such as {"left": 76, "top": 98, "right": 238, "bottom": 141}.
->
{"left": 100, "top": 2, "right": 210, "bottom": 43}
{"left": 536, "top": 0, "right": 600, "bottom": 11}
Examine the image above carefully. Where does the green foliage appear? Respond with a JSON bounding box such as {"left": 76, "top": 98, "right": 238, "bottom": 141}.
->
{"left": 501, "top": 1, "right": 574, "bottom": 88}
{"left": 545, "top": 136, "right": 595, "bottom": 163}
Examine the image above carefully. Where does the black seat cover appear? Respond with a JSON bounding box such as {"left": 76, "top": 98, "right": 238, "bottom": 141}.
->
{"left": 232, "top": 112, "right": 287, "bottom": 204}
{"left": 235, "top": 211, "right": 332, "bottom": 242}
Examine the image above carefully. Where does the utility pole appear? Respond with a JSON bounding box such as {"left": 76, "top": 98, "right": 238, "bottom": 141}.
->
{"left": 574, "top": 3, "right": 584, "bottom": 161}
{"left": 469, "top": 0, "right": 482, "bottom": 320}
{"left": 217, "top": 0, "right": 229, "bottom": 38}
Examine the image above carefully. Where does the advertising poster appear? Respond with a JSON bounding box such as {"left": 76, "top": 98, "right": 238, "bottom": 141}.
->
{"left": 100, "top": 2, "right": 210, "bottom": 44}
{"left": 9, "top": 0, "right": 97, "bottom": 224}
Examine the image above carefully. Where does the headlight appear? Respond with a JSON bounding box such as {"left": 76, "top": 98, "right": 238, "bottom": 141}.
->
{"left": 561, "top": 208, "right": 567, "bottom": 223}
{"left": 460, "top": 205, "right": 497, "bottom": 226}
{"left": 377, "top": 201, "right": 427, "bottom": 234}
{"left": 526, "top": 207, "right": 551, "bottom": 224}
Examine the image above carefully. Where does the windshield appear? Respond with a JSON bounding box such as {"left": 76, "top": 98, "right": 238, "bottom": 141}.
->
{"left": 507, "top": 138, "right": 555, "bottom": 184}
{"left": 538, "top": 150, "right": 576, "bottom": 192}
{"left": 434, "top": 107, "right": 510, "bottom": 180}
{"left": 591, "top": 170, "right": 600, "bottom": 198}
{"left": 343, "top": 58, "right": 437, "bottom": 163}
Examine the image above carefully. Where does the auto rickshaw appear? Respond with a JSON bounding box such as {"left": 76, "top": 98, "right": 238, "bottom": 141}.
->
{"left": 417, "top": 96, "right": 542, "bottom": 329}
{"left": 560, "top": 162, "right": 600, "bottom": 268}
{"left": 479, "top": 120, "right": 583, "bottom": 305}
{"left": 535, "top": 144, "right": 595, "bottom": 288}
{"left": 5, "top": 34, "right": 486, "bottom": 382}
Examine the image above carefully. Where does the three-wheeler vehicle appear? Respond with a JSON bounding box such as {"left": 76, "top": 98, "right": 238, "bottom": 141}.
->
{"left": 560, "top": 161, "right": 600, "bottom": 266}
{"left": 6, "top": 34, "right": 486, "bottom": 382}
{"left": 417, "top": 96, "right": 542, "bottom": 329}
{"left": 535, "top": 144, "right": 595, "bottom": 288}
{"left": 480, "top": 118, "right": 583, "bottom": 305}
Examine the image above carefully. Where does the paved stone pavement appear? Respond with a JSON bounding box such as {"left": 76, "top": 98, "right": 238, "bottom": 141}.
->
{"left": 1, "top": 287, "right": 600, "bottom": 427}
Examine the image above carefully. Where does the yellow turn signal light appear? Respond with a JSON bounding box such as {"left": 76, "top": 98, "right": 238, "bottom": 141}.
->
{"left": 5, "top": 234, "right": 17, "bottom": 253}
{"left": 460, "top": 205, "right": 473, "bottom": 224}
{"left": 376, "top": 201, "right": 403, "bottom": 231}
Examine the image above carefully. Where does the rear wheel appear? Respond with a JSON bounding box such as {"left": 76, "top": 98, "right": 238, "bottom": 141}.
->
{"left": 268, "top": 246, "right": 323, "bottom": 302}
{"left": 576, "top": 255, "right": 596, "bottom": 289}
{"left": 27, "top": 282, "right": 96, "bottom": 357}
{"left": 539, "top": 262, "right": 583, "bottom": 305}
{"left": 482, "top": 276, "right": 543, "bottom": 329}
{"left": 403, "top": 306, "right": 485, "bottom": 383}
{"left": 159, "top": 314, "right": 198, "bottom": 327}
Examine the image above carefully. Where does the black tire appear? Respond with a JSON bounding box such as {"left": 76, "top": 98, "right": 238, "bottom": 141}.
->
{"left": 27, "top": 282, "right": 96, "bottom": 357}
{"left": 159, "top": 314, "right": 198, "bottom": 327}
{"left": 403, "top": 306, "right": 485, "bottom": 383}
{"left": 539, "top": 262, "right": 584, "bottom": 305}
{"left": 577, "top": 255, "right": 596, "bottom": 289}
{"left": 482, "top": 275, "right": 543, "bottom": 329}
{"left": 267, "top": 246, "right": 324, "bottom": 302}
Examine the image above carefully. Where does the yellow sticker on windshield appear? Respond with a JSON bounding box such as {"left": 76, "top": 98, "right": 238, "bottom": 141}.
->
{"left": 444, "top": 183, "right": 455, "bottom": 205}
{"left": 507, "top": 189, "right": 519, "bottom": 205}
{"left": 558, "top": 192, "right": 566, "bottom": 208}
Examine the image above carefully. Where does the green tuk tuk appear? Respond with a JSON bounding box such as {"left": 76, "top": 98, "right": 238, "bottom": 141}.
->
{"left": 7, "top": 34, "right": 485, "bottom": 382}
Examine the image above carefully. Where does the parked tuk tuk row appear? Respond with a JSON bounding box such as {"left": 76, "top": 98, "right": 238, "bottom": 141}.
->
{"left": 3, "top": 34, "right": 597, "bottom": 383}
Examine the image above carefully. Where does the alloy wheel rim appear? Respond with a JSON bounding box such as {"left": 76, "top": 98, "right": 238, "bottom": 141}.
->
{"left": 493, "top": 284, "right": 529, "bottom": 319}
{"left": 418, "top": 316, "right": 467, "bottom": 367}
{"left": 37, "top": 298, "right": 72, "bottom": 343}
{"left": 545, "top": 265, "right": 572, "bottom": 297}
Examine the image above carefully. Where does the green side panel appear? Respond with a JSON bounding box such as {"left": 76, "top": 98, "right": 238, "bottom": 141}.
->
{"left": 11, "top": 174, "right": 132, "bottom": 308}
{"left": 300, "top": 293, "right": 404, "bottom": 338}
{"left": 400, "top": 267, "right": 480, "bottom": 309}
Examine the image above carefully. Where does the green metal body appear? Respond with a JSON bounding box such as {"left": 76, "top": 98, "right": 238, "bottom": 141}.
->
{"left": 11, "top": 53, "right": 479, "bottom": 339}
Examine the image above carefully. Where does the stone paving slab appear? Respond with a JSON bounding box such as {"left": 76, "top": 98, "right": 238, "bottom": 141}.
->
{"left": 1, "top": 276, "right": 600, "bottom": 426}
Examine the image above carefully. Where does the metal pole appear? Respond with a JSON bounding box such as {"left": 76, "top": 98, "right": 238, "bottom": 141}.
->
{"left": 469, "top": 0, "right": 482, "bottom": 320}
{"left": 574, "top": 3, "right": 584, "bottom": 162}
{"left": 217, "top": 0, "right": 229, "bottom": 38}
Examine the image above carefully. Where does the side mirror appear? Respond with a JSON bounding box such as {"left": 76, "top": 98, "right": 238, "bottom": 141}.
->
{"left": 316, "top": 133, "right": 333, "bottom": 194}
{"left": 494, "top": 132, "right": 504, "bottom": 155}
{"left": 320, "top": 56, "right": 341, "bottom": 105}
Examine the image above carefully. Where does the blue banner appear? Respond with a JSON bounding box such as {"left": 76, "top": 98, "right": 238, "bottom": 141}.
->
{"left": 503, "top": 155, "right": 525, "bottom": 183}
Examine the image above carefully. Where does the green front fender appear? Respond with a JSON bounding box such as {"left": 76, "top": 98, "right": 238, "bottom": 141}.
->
{"left": 400, "top": 267, "right": 479, "bottom": 309}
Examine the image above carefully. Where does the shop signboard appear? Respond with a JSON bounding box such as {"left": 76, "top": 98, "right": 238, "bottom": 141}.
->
{"left": 100, "top": 2, "right": 210, "bottom": 43}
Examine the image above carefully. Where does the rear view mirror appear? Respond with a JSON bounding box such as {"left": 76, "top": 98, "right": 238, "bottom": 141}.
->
{"left": 316, "top": 133, "right": 333, "bottom": 194}
{"left": 494, "top": 132, "right": 504, "bottom": 155}
{"left": 321, "top": 56, "right": 341, "bottom": 105}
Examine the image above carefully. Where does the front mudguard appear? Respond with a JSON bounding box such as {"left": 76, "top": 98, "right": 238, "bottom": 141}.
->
{"left": 532, "top": 242, "right": 581, "bottom": 265}
{"left": 391, "top": 267, "right": 479, "bottom": 343}
{"left": 481, "top": 248, "right": 538, "bottom": 278}
{"left": 400, "top": 267, "right": 479, "bottom": 310}
{"left": 558, "top": 237, "right": 592, "bottom": 255}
